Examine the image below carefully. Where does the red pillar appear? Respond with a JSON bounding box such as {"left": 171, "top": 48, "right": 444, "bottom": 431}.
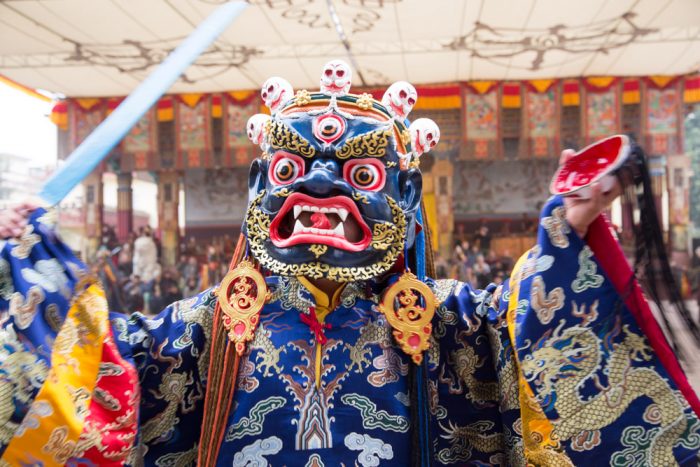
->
{"left": 116, "top": 172, "right": 133, "bottom": 243}
{"left": 84, "top": 171, "right": 104, "bottom": 260}
{"left": 157, "top": 171, "right": 180, "bottom": 267}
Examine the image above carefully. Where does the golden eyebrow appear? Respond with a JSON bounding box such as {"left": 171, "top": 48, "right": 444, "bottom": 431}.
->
{"left": 336, "top": 128, "right": 392, "bottom": 160}
{"left": 267, "top": 120, "right": 316, "bottom": 158}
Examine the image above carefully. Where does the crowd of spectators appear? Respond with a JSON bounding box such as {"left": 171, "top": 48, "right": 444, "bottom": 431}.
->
{"left": 90, "top": 224, "right": 235, "bottom": 315}
{"left": 434, "top": 225, "right": 516, "bottom": 289}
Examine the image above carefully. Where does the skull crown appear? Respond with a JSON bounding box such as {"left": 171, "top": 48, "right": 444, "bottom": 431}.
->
{"left": 254, "top": 59, "right": 440, "bottom": 169}
{"left": 261, "top": 77, "right": 294, "bottom": 115}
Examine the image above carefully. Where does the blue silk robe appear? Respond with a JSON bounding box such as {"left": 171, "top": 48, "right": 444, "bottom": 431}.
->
{"left": 1, "top": 197, "right": 699, "bottom": 466}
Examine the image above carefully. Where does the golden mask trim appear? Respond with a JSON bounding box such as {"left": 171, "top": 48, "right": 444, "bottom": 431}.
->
{"left": 370, "top": 222, "right": 396, "bottom": 251}
{"left": 336, "top": 128, "right": 392, "bottom": 160}
{"left": 245, "top": 191, "right": 407, "bottom": 282}
{"left": 309, "top": 244, "right": 328, "bottom": 258}
{"left": 268, "top": 120, "right": 316, "bottom": 158}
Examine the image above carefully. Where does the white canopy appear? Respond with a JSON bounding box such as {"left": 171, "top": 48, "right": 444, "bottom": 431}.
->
{"left": 1, "top": 0, "right": 699, "bottom": 97}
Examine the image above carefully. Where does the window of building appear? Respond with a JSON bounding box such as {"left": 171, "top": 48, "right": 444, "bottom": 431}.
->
{"left": 158, "top": 121, "right": 176, "bottom": 168}
{"left": 501, "top": 107, "right": 521, "bottom": 159}
{"left": 211, "top": 117, "right": 223, "bottom": 167}
{"left": 560, "top": 105, "right": 581, "bottom": 151}
{"left": 622, "top": 103, "right": 641, "bottom": 144}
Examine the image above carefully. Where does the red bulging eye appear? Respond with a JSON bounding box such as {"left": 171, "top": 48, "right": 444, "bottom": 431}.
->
{"left": 268, "top": 85, "right": 274, "bottom": 93}
{"left": 399, "top": 90, "right": 407, "bottom": 99}
{"left": 407, "top": 97, "right": 416, "bottom": 105}
{"left": 269, "top": 153, "right": 304, "bottom": 186}
{"left": 336, "top": 69, "right": 345, "bottom": 77}
{"left": 325, "top": 69, "right": 332, "bottom": 77}
{"left": 343, "top": 159, "right": 386, "bottom": 192}
{"left": 426, "top": 133, "right": 433, "bottom": 141}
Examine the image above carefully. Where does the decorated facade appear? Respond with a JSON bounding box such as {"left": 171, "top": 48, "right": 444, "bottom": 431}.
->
{"left": 51, "top": 74, "right": 700, "bottom": 263}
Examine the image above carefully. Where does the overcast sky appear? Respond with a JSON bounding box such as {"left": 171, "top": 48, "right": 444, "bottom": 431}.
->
{"left": 0, "top": 81, "right": 56, "bottom": 167}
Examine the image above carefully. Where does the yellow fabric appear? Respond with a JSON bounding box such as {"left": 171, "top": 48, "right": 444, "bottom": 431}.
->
{"left": 212, "top": 104, "right": 223, "bottom": 118}
{"left": 648, "top": 75, "right": 675, "bottom": 89}
{"left": 3, "top": 284, "right": 109, "bottom": 465}
{"left": 422, "top": 192, "right": 439, "bottom": 251}
{"left": 75, "top": 98, "right": 101, "bottom": 111}
{"left": 49, "top": 110, "right": 68, "bottom": 130}
{"left": 585, "top": 76, "right": 615, "bottom": 89}
{"left": 297, "top": 277, "right": 346, "bottom": 388}
{"left": 414, "top": 95, "right": 461, "bottom": 110}
{"left": 684, "top": 87, "right": 700, "bottom": 103}
{"left": 157, "top": 107, "right": 174, "bottom": 122}
{"left": 501, "top": 94, "right": 521, "bottom": 108}
{"left": 506, "top": 252, "right": 572, "bottom": 465}
{"left": 469, "top": 81, "right": 497, "bottom": 94}
{"left": 180, "top": 93, "right": 204, "bottom": 108}
{"left": 562, "top": 93, "right": 580, "bottom": 106}
{"left": 228, "top": 90, "right": 256, "bottom": 101}
{"left": 622, "top": 90, "right": 640, "bottom": 104}
{"left": 529, "top": 79, "right": 555, "bottom": 93}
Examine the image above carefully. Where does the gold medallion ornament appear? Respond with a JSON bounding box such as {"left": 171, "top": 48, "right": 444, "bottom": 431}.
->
{"left": 217, "top": 259, "right": 271, "bottom": 355}
{"left": 378, "top": 272, "right": 436, "bottom": 364}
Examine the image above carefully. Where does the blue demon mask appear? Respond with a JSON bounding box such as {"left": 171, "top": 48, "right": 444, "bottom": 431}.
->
{"left": 244, "top": 63, "right": 440, "bottom": 282}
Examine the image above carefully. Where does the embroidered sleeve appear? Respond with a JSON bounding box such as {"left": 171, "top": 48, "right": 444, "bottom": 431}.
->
{"left": 506, "top": 196, "right": 700, "bottom": 464}
{"left": 112, "top": 290, "right": 216, "bottom": 463}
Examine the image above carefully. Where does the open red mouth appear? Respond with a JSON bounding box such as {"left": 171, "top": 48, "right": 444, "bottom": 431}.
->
{"left": 324, "top": 83, "right": 346, "bottom": 94}
{"left": 414, "top": 129, "right": 425, "bottom": 154}
{"left": 269, "top": 193, "right": 372, "bottom": 252}
{"left": 389, "top": 100, "right": 405, "bottom": 118}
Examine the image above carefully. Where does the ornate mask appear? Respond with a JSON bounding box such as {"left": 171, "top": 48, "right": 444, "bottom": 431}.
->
{"left": 244, "top": 61, "right": 439, "bottom": 282}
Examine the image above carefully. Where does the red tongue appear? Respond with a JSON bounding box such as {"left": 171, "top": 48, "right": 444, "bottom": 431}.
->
{"left": 310, "top": 212, "right": 331, "bottom": 229}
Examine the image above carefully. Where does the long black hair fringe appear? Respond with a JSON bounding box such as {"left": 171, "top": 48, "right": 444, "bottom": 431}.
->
{"left": 617, "top": 144, "right": 700, "bottom": 357}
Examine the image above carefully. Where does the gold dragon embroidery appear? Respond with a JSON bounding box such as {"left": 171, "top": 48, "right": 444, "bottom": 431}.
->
{"left": 345, "top": 320, "right": 392, "bottom": 374}
{"left": 251, "top": 324, "right": 286, "bottom": 377}
{"left": 521, "top": 317, "right": 688, "bottom": 465}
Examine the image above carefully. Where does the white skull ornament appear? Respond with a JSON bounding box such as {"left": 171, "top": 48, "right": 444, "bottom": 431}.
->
{"left": 382, "top": 81, "right": 417, "bottom": 120}
{"left": 409, "top": 118, "right": 440, "bottom": 158}
{"left": 261, "top": 77, "right": 293, "bottom": 114}
{"left": 320, "top": 60, "right": 352, "bottom": 97}
{"left": 246, "top": 114, "right": 271, "bottom": 148}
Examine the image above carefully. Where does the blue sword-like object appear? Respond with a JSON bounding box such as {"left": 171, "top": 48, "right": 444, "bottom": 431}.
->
{"left": 39, "top": 1, "right": 247, "bottom": 205}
